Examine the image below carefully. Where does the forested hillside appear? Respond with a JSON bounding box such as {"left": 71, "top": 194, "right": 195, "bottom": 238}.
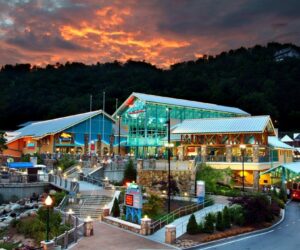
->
{"left": 0, "top": 42, "right": 299, "bottom": 131}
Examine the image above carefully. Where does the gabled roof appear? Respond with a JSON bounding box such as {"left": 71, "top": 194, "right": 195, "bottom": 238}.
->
{"left": 7, "top": 110, "right": 114, "bottom": 143}
{"left": 268, "top": 136, "right": 294, "bottom": 150}
{"left": 281, "top": 135, "right": 294, "bottom": 142}
{"left": 113, "top": 92, "right": 249, "bottom": 117}
{"left": 172, "top": 115, "right": 275, "bottom": 135}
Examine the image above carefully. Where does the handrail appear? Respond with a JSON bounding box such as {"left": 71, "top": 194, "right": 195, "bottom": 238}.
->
{"left": 150, "top": 197, "right": 213, "bottom": 233}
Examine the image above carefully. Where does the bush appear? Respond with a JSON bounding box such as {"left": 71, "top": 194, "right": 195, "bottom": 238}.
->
{"left": 57, "top": 155, "right": 76, "bottom": 171}
{"left": 53, "top": 191, "right": 66, "bottom": 206}
{"left": 223, "top": 206, "right": 231, "bottom": 229}
{"left": 198, "top": 222, "right": 204, "bottom": 233}
{"left": 187, "top": 214, "right": 199, "bottom": 234}
{"left": 216, "top": 211, "right": 224, "bottom": 231}
{"left": 10, "top": 195, "right": 19, "bottom": 203}
{"left": 229, "top": 204, "right": 245, "bottom": 226}
{"left": 0, "top": 193, "right": 4, "bottom": 205}
{"left": 230, "top": 194, "right": 280, "bottom": 225}
{"left": 203, "top": 213, "right": 215, "bottom": 234}
{"left": 111, "top": 198, "right": 120, "bottom": 217}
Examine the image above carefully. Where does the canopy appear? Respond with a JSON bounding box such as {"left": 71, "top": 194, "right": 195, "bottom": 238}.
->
{"left": 8, "top": 162, "right": 34, "bottom": 169}
{"left": 260, "top": 162, "right": 300, "bottom": 175}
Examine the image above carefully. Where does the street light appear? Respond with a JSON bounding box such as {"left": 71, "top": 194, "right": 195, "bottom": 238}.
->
{"left": 166, "top": 107, "right": 173, "bottom": 213}
{"left": 117, "top": 115, "right": 121, "bottom": 156}
{"left": 240, "top": 144, "right": 246, "bottom": 192}
{"left": 45, "top": 195, "right": 53, "bottom": 242}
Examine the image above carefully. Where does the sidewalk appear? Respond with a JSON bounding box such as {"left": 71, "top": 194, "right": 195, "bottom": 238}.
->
{"left": 147, "top": 204, "right": 225, "bottom": 244}
{"left": 70, "top": 221, "right": 176, "bottom": 250}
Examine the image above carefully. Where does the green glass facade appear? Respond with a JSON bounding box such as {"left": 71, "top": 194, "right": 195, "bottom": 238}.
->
{"left": 116, "top": 96, "right": 245, "bottom": 158}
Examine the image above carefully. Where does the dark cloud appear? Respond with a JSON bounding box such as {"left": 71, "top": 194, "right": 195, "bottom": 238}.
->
{"left": 0, "top": 0, "right": 299, "bottom": 67}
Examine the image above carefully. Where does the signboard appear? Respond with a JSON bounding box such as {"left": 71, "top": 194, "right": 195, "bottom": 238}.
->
{"left": 125, "top": 182, "right": 143, "bottom": 209}
{"left": 196, "top": 180, "right": 205, "bottom": 203}
{"left": 125, "top": 194, "right": 134, "bottom": 206}
{"left": 27, "top": 142, "right": 35, "bottom": 149}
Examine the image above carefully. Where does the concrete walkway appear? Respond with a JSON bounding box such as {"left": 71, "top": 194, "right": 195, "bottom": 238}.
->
{"left": 70, "top": 221, "right": 176, "bottom": 250}
{"left": 147, "top": 204, "right": 225, "bottom": 243}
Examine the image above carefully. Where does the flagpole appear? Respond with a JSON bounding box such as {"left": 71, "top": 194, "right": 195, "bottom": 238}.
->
{"left": 89, "top": 95, "right": 92, "bottom": 156}
{"left": 102, "top": 91, "right": 105, "bottom": 158}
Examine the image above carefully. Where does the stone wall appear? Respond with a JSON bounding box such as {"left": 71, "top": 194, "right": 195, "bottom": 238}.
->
{"left": 0, "top": 183, "right": 48, "bottom": 202}
{"left": 103, "top": 216, "right": 141, "bottom": 234}
{"left": 137, "top": 169, "right": 195, "bottom": 194}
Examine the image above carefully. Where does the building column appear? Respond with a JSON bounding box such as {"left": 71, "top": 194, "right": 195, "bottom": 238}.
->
{"left": 253, "top": 170, "right": 260, "bottom": 191}
{"left": 84, "top": 219, "right": 94, "bottom": 237}
{"left": 225, "top": 145, "right": 232, "bottom": 162}
{"left": 252, "top": 145, "right": 259, "bottom": 163}
{"left": 201, "top": 145, "right": 207, "bottom": 162}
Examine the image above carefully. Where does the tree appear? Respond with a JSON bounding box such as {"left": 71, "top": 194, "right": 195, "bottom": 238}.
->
{"left": 203, "top": 213, "right": 215, "bottom": 234}
{"left": 111, "top": 198, "right": 120, "bottom": 217}
{"left": 143, "top": 192, "right": 163, "bottom": 218}
{"left": 223, "top": 206, "right": 231, "bottom": 229}
{"left": 187, "top": 214, "right": 199, "bottom": 234}
{"left": 216, "top": 211, "right": 224, "bottom": 231}
{"left": 0, "top": 132, "right": 7, "bottom": 154}
{"left": 123, "top": 159, "right": 137, "bottom": 184}
{"left": 196, "top": 163, "right": 232, "bottom": 193}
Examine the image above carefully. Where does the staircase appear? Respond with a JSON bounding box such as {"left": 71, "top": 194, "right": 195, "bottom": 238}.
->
{"left": 66, "top": 194, "right": 113, "bottom": 220}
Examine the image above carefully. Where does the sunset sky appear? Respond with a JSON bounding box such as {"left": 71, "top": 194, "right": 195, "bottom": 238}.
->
{"left": 0, "top": 0, "right": 299, "bottom": 68}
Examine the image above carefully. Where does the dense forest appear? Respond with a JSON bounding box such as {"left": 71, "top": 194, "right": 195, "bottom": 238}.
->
{"left": 0, "top": 42, "right": 299, "bottom": 131}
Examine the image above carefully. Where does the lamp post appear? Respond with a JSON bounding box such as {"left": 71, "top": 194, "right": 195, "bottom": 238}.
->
{"left": 240, "top": 144, "right": 246, "bottom": 192}
{"left": 166, "top": 108, "right": 173, "bottom": 213}
{"left": 117, "top": 115, "right": 121, "bottom": 156}
{"left": 45, "top": 195, "right": 53, "bottom": 242}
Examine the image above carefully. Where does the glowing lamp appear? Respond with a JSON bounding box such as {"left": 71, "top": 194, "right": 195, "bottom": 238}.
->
{"left": 45, "top": 195, "right": 53, "bottom": 206}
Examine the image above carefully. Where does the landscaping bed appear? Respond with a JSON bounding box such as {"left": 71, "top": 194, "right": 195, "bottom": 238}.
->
{"left": 175, "top": 220, "right": 280, "bottom": 248}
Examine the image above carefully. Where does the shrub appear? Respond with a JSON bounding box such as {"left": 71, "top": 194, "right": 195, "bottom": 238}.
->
{"left": 0, "top": 194, "right": 4, "bottom": 205}
{"left": 53, "top": 191, "right": 66, "bottom": 206}
{"left": 223, "top": 206, "right": 231, "bottom": 229}
{"left": 111, "top": 198, "right": 120, "bottom": 217}
{"left": 230, "top": 194, "right": 280, "bottom": 225}
{"left": 216, "top": 211, "right": 224, "bottom": 231}
{"left": 187, "top": 214, "right": 199, "bottom": 234}
{"left": 229, "top": 204, "right": 245, "bottom": 226}
{"left": 203, "top": 213, "right": 215, "bottom": 234}
{"left": 57, "top": 155, "right": 76, "bottom": 171}
{"left": 198, "top": 222, "right": 204, "bottom": 233}
{"left": 10, "top": 195, "right": 19, "bottom": 203}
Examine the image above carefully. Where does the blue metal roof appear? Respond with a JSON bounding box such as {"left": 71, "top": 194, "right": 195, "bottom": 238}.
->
{"left": 268, "top": 136, "right": 294, "bottom": 149}
{"left": 8, "top": 162, "right": 34, "bottom": 169}
{"left": 12, "top": 110, "right": 112, "bottom": 140}
{"left": 133, "top": 92, "right": 249, "bottom": 115}
{"left": 172, "top": 115, "right": 275, "bottom": 134}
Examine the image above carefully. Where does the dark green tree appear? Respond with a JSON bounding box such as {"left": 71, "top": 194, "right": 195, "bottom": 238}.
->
{"left": 187, "top": 214, "right": 199, "bottom": 234}
{"left": 203, "top": 213, "right": 215, "bottom": 234}
{"left": 216, "top": 211, "right": 224, "bottom": 231}
{"left": 111, "top": 198, "right": 120, "bottom": 217}
{"left": 123, "top": 159, "right": 137, "bottom": 184}
{"left": 0, "top": 133, "right": 7, "bottom": 154}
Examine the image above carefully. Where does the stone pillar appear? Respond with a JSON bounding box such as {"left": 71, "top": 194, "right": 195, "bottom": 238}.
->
{"left": 84, "top": 218, "right": 94, "bottom": 237}
{"left": 201, "top": 145, "right": 207, "bottom": 162}
{"left": 225, "top": 145, "right": 232, "bottom": 162}
{"left": 40, "top": 240, "right": 55, "bottom": 250}
{"left": 102, "top": 206, "right": 110, "bottom": 217}
{"left": 252, "top": 145, "right": 259, "bottom": 163}
{"left": 137, "top": 159, "right": 143, "bottom": 170}
{"left": 140, "top": 217, "right": 152, "bottom": 235}
{"left": 165, "top": 224, "right": 176, "bottom": 244}
{"left": 253, "top": 171, "right": 260, "bottom": 191}
{"left": 65, "top": 209, "right": 75, "bottom": 225}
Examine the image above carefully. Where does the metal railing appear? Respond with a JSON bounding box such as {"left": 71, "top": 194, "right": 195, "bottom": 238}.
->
{"left": 80, "top": 174, "right": 103, "bottom": 187}
{"left": 150, "top": 198, "right": 213, "bottom": 233}
{"left": 0, "top": 173, "right": 48, "bottom": 183}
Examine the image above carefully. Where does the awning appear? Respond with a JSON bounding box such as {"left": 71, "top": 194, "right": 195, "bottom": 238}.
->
{"left": 260, "top": 162, "right": 300, "bottom": 175}
{"left": 8, "top": 162, "right": 34, "bottom": 169}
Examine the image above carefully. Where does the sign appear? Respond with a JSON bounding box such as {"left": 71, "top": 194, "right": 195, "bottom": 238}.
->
{"left": 196, "top": 180, "right": 205, "bottom": 203}
{"left": 125, "top": 194, "right": 134, "bottom": 206}
{"left": 27, "top": 142, "right": 35, "bottom": 149}
{"left": 125, "top": 182, "right": 143, "bottom": 209}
